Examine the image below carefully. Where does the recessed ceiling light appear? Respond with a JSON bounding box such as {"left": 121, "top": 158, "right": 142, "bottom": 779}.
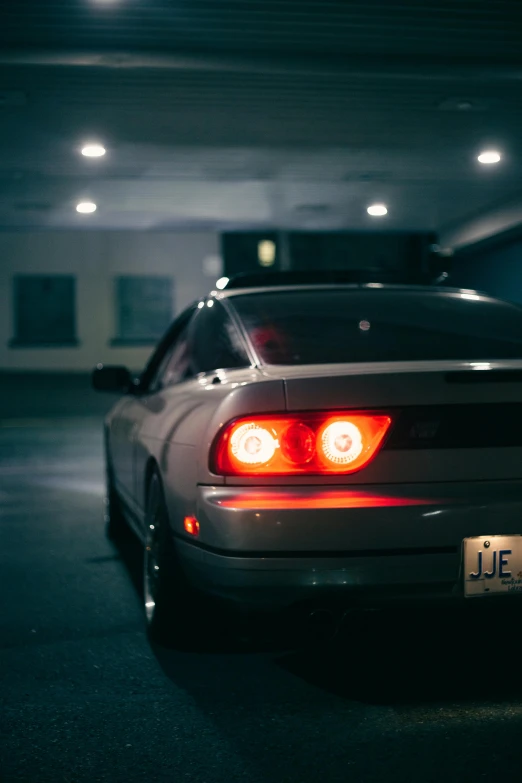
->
{"left": 81, "top": 143, "right": 106, "bottom": 158}
{"left": 437, "top": 98, "right": 481, "bottom": 112}
{"left": 477, "top": 150, "right": 501, "bottom": 165}
{"left": 367, "top": 204, "right": 388, "bottom": 217}
{"left": 76, "top": 201, "right": 97, "bottom": 214}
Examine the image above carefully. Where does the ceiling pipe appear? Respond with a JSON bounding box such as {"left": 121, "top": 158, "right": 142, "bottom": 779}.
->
{"left": 2, "top": 49, "right": 522, "bottom": 82}
{"left": 439, "top": 196, "right": 522, "bottom": 251}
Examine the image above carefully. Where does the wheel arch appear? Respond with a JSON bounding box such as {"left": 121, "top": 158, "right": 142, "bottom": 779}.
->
{"left": 144, "top": 456, "right": 160, "bottom": 506}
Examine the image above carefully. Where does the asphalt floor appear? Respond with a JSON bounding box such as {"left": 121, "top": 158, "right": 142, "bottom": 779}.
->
{"left": 1, "top": 415, "right": 522, "bottom": 782}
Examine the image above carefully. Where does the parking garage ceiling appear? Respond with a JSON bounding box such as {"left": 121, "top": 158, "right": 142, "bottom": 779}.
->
{"left": 1, "top": 1, "right": 522, "bottom": 246}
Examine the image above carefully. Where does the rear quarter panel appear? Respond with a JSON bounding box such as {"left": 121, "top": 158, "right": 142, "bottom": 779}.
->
{"left": 133, "top": 369, "right": 285, "bottom": 533}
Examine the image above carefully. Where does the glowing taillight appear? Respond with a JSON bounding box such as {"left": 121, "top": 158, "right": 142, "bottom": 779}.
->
{"left": 229, "top": 422, "right": 277, "bottom": 466}
{"left": 317, "top": 415, "right": 391, "bottom": 473}
{"left": 211, "top": 412, "right": 392, "bottom": 476}
{"left": 280, "top": 422, "right": 315, "bottom": 465}
{"left": 320, "top": 421, "right": 363, "bottom": 465}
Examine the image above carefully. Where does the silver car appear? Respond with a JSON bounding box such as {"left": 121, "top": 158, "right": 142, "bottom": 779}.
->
{"left": 93, "top": 279, "right": 522, "bottom": 644}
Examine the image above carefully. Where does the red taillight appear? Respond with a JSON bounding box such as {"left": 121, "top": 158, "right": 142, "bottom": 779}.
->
{"left": 280, "top": 422, "right": 315, "bottom": 465}
{"left": 211, "top": 412, "right": 392, "bottom": 476}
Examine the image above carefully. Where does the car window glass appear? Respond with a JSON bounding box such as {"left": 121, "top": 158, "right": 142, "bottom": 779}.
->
{"left": 230, "top": 289, "right": 522, "bottom": 365}
{"left": 150, "top": 321, "right": 193, "bottom": 390}
{"left": 138, "top": 307, "right": 196, "bottom": 392}
{"left": 188, "top": 301, "right": 250, "bottom": 374}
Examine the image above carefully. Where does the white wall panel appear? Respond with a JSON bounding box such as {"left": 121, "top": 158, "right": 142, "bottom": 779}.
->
{"left": 0, "top": 231, "right": 220, "bottom": 371}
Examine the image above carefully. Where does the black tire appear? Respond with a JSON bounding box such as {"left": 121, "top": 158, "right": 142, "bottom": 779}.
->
{"left": 104, "top": 453, "right": 128, "bottom": 542}
{"left": 143, "top": 470, "right": 227, "bottom": 650}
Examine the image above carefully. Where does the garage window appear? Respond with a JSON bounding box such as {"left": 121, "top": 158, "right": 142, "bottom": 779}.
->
{"left": 11, "top": 275, "right": 77, "bottom": 347}
{"left": 113, "top": 276, "right": 174, "bottom": 345}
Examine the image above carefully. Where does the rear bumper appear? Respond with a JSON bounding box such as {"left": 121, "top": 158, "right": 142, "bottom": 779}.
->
{"left": 177, "top": 538, "right": 462, "bottom": 609}
{"left": 174, "top": 481, "right": 522, "bottom": 610}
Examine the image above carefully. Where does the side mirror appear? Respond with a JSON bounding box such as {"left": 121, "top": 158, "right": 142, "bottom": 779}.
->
{"left": 92, "top": 364, "right": 133, "bottom": 393}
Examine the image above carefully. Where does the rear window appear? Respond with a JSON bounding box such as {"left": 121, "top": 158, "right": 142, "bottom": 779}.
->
{"left": 229, "top": 289, "right": 522, "bottom": 365}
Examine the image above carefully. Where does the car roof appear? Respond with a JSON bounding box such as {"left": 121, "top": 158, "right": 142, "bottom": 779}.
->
{"left": 221, "top": 269, "right": 441, "bottom": 289}
{"left": 210, "top": 269, "right": 490, "bottom": 301}
{"left": 215, "top": 282, "right": 488, "bottom": 300}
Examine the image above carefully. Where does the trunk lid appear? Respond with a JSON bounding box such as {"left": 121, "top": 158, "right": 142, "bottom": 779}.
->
{"left": 262, "top": 359, "right": 522, "bottom": 483}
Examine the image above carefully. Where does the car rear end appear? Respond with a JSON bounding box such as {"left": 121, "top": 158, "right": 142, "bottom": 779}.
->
{"left": 179, "top": 286, "right": 522, "bottom": 612}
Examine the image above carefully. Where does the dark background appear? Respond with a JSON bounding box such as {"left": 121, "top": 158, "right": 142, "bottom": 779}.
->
{"left": 2, "top": 2, "right": 522, "bottom": 781}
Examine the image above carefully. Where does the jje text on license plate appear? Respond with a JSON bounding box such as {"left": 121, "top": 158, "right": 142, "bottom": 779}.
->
{"left": 464, "top": 535, "right": 522, "bottom": 597}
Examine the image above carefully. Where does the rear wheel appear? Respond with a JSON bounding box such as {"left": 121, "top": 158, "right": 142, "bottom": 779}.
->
{"left": 143, "top": 470, "right": 223, "bottom": 649}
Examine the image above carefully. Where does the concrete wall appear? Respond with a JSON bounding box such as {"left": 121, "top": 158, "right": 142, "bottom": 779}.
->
{"left": 450, "top": 235, "right": 522, "bottom": 305}
{"left": 0, "top": 231, "right": 221, "bottom": 371}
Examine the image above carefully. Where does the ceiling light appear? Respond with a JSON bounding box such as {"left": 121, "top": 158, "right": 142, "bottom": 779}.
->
{"left": 437, "top": 98, "right": 479, "bottom": 112}
{"left": 216, "top": 277, "right": 229, "bottom": 290}
{"left": 81, "top": 143, "right": 106, "bottom": 158}
{"left": 367, "top": 204, "right": 388, "bottom": 217}
{"left": 477, "top": 150, "right": 501, "bottom": 165}
{"left": 76, "top": 201, "right": 97, "bottom": 214}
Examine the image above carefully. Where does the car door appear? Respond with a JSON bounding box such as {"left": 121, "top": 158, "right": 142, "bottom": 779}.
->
{"left": 132, "top": 299, "right": 253, "bottom": 516}
{"left": 108, "top": 308, "right": 196, "bottom": 509}
{"left": 130, "top": 309, "right": 201, "bottom": 507}
{"left": 109, "top": 396, "right": 140, "bottom": 503}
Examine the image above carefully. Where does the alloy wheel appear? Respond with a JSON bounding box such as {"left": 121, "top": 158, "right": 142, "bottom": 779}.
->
{"left": 143, "top": 478, "right": 163, "bottom": 623}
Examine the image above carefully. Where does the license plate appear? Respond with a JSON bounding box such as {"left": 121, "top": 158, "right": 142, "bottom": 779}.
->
{"left": 464, "top": 535, "right": 522, "bottom": 597}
